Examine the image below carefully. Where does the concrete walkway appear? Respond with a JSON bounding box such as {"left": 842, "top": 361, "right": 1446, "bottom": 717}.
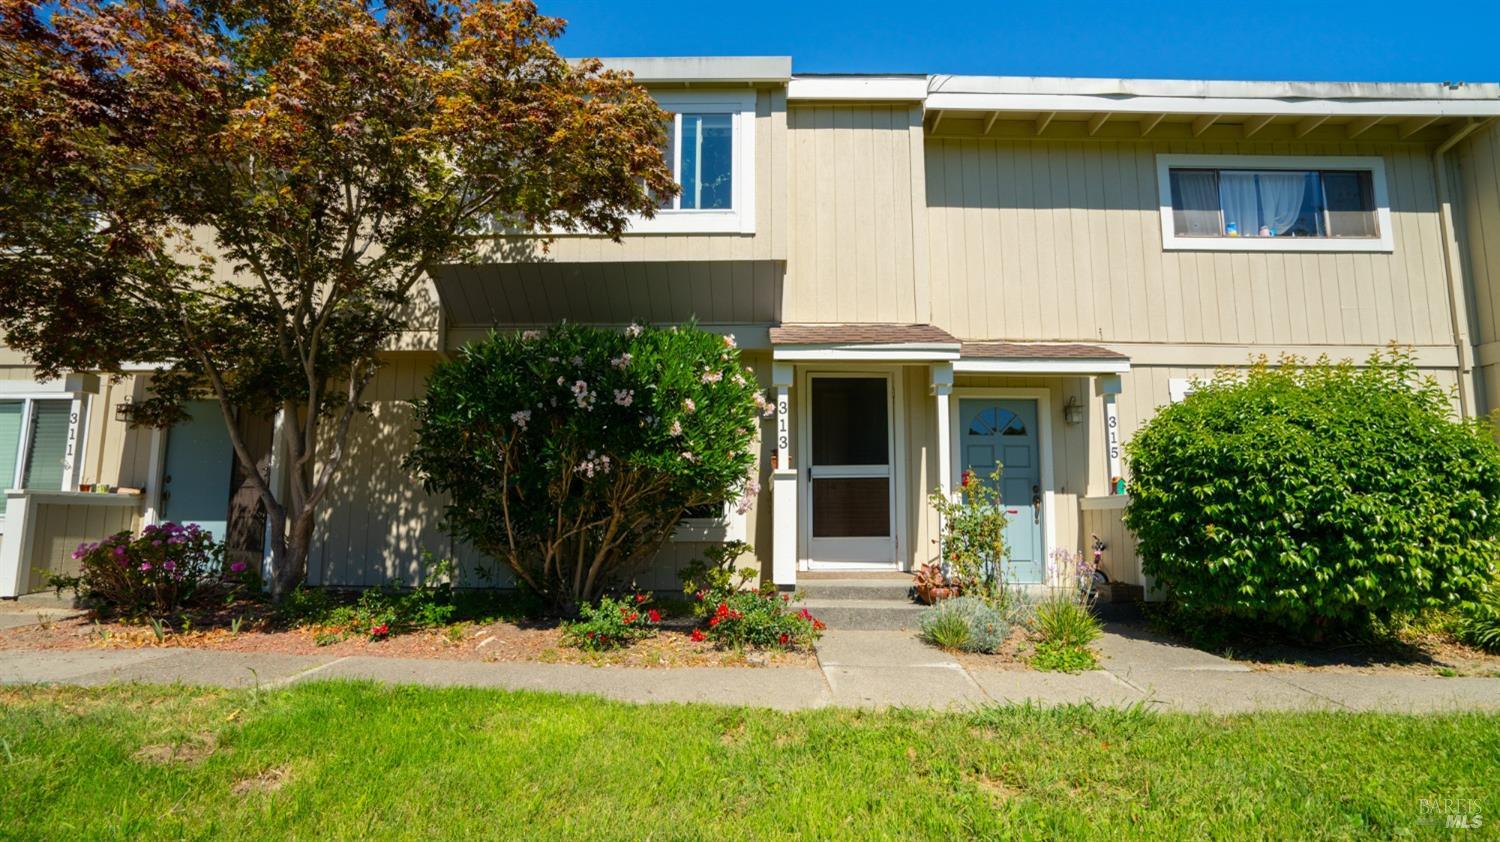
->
{"left": 3, "top": 625, "right": 1498, "bottom": 712}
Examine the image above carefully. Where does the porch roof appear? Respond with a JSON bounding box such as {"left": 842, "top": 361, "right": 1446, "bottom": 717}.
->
{"left": 955, "top": 342, "right": 1130, "bottom": 375}
{"left": 769, "top": 323, "right": 961, "bottom": 361}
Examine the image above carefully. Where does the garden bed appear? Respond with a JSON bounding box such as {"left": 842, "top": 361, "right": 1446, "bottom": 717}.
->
{"left": 0, "top": 608, "right": 816, "bottom": 669}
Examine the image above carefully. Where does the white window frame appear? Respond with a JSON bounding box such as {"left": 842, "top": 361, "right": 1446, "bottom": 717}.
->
{"left": 1156, "top": 154, "right": 1394, "bottom": 253}
{"left": 671, "top": 499, "right": 749, "bottom": 543}
{"left": 0, "top": 388, "right": 88, "bottom": 496}
{"left": 625, "top": 89, "right": 757, "bottom": 235}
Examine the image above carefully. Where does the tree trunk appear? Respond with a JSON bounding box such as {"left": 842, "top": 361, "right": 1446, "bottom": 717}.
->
{"left": 269, "top": 507, "right": 317, "bottom": 602}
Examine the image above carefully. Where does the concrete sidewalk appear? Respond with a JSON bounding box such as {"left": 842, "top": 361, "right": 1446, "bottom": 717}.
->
{"left": 3, "top": 627, "right": 1498, "bottom": 713}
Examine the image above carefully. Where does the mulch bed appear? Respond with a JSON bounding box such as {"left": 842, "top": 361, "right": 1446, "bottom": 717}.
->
{"left": 0, "top": 611, "right": 817, "bottom": 669}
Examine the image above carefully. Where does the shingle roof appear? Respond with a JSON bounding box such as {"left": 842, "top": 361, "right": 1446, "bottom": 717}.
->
{"left": 769, "top": 323, "right": 960, "bottom": 346}
{"left": 960, "top": 342, "right": 1128, "bottom": 361}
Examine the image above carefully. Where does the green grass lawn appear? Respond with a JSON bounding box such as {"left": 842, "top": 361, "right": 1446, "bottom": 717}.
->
{"left": 1, "top": 682, "right": 1495, "bottom": 839}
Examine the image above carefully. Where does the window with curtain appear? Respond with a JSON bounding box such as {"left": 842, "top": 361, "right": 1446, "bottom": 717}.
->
{"left": 657, "top": 112, "right": 735, "bottom": 212}
{"left": 0, "top": 398, "right": 77, "bottom": 516}
{"left": 1168, "top": 167, "right": 1378, "bottom": 239}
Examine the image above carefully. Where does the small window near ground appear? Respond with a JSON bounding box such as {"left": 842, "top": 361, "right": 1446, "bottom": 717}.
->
{"left": 1157, "top": 155, "right": 1391, "bottom": 252}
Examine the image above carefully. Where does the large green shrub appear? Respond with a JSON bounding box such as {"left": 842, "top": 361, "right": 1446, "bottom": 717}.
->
{"left": 407, "top": 323, "right": 763, "bottom": 606}
{"left": 1124, "top": 350, "right": 1500, "bottom": 635}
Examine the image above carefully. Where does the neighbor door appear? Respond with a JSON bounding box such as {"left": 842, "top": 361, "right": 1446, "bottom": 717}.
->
{"left": 959, "top": 398, "right": 1043, "bottom": 583}
{"left": 161, "top": 400, "right": 234, "bottom": 543}
{"left": 805, "top": 374, "right": 897, "bottom": 567}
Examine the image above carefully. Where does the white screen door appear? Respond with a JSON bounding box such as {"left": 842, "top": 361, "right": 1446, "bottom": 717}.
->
{"left": 805, "top": 374, "right": 896, "bottom": 566}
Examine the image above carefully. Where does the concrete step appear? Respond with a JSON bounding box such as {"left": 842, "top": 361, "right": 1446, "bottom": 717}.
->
{"left": 796, "top": 578, "right": 914, "bottom": 601}
{"left": 800, "top": 598, "right": 927, "bottom": 631}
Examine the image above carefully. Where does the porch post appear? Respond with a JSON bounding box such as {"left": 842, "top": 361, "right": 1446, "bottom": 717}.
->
{"left": 0, "top": 492, "right": 35, "bottom": 598}
{"left": 931, "top": 363, "right": 954, "bottom": 498}
{"left": 770, "top": 362, "right": 797, "bottom": 587}
{"left": 1096, "top": 375, "right": 1124, "bottom": 495}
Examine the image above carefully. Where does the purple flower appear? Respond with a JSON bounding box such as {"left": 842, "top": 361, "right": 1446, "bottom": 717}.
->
{"left": 162, "top": 560, "right": 176, "bottom": 571}
{"left": 139, "top": 562, "right": 152, "bottom": 572}
{"left": 230, "top": 561, "right": 248, "bottom": 574}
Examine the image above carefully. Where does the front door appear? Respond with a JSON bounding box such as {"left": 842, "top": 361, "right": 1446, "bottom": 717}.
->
{"left": 959, "top": 398, "right": 1043, "bottom": 584}
{"left": 161, "top": 400, "right": 234, "bottom": 543}
{"left": 805, "top": 374, "right": 897, "bottom": 566}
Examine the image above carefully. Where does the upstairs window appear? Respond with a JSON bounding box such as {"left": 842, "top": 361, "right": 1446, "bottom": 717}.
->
{"left": 1157, "top": 155, "right": 1392, "bottom": 252}
{"left": 661, "top": 114, "right": 734, "bottom": 210}
{"left": 629, "top": 90, "right": 756, "bottom": 235}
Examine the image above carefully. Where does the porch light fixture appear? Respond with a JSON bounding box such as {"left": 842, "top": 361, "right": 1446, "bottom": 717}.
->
{"left": 114, "top": 399, "right": 132, "bottom": 422}
{"left": 1063, "top": 396, "right": 1084, "bottom": 426}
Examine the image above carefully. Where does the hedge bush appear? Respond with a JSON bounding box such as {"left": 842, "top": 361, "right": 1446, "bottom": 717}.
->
{"left": 72, "top": 522, "right": 235, "bottom": 614}
{"left": 1124, "top": 350, "right": 1500, "bottom": 636}
{"left": 407, "top": 323, "right": 764, "bottom": 607}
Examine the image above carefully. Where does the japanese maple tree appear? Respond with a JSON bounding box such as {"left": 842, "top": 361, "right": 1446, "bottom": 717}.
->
{"left": 0, "top": 0, "right": 676, "bottom": 599}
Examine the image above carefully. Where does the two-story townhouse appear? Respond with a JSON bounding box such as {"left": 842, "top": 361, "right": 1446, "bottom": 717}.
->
{"left": 5, "top": 57, "right": 1500, "bottom": 598}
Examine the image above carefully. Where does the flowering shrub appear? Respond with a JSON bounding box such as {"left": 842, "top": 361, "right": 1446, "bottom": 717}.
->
{"left": 73, "top": 522, "right": 228, "bottom": 614}
{"left": 408, "top": 323, "right": 764, "bottom": 607}
{"left": 563, "top": 593, "right": 662, "bottom": 650}
{"left": 1125, "top": 350, "right": 1500, "bottom": 636}
{"left": 700, "top": 589, "right": 824, "bottom": 651}
{"left": 928, "top": 467, "right": 1009, "bottom": 602}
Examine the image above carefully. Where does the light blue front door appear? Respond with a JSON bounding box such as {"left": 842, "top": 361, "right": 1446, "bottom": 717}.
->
{"left": 959, "top": 398, "right": 1043, "bottom": 584}
{"left": 161, "top": 400, "right": 233, "bottom": 543}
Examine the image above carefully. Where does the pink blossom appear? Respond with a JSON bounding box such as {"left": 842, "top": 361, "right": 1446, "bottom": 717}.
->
{"left": 681, "top": 451, "right": 699, "bottom": 464}
{"left": 521, "top": 330, "right": 541, "bottom": 341}
{"left": 613, "top": 389, "right": 634, "bottom": 407}
{"left": 625, "top": 323, "right": 644, "bottom": 338}
{"left": 700, "top": 369, "right": 723, "bottom": 384}
{"left": 682, "top": 398, "right": 696, "bottom": 414}
{"left": 611, "top": 353, "right": 632, "bottom": 370}
{"left": 230, "top": 561, "right": 248, "bottom": 573}
{"left": 139, "top": 562, "right": 152, "bottom": 572}
{"left": 668, "top": 420, "right": 683, "bottom": 437}
{"left": 723, "top": 334, "right": 737, "bottom": 348}
{"left": 511, "top": 409, "right": 531, "bottom": 428}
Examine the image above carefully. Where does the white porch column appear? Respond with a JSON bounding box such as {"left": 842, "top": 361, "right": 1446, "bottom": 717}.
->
{"left": 0, "top": 492, "right": 36, "bottom": 598}
{"left": 1096, "top": 374, "right": 1124, "bottom": 495}
{"left": 770, "top": 362, "right": 797, "bottom": 587}
{"left": 260, "top": 408, "right": 286, "bottom": 586}
{"left": 930, "top": 363, "right": 954, "bottom": 498}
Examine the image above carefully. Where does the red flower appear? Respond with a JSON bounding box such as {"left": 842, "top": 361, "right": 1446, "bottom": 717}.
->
{"left": 961, "top": 469, "right": 973, "bottom": 487}
{"left": 370, "top": 623, "right": 390, "bottom": 639}
{"left": 647, "top": 609, "right": 661, "bottom": 623}
{"left": 716, "top": 602, "right": 729, "bottom": 616}
{"left": 695, "top": 590, "right": 706, "bottom": 601}
{"left": 634, "top": 593, "right": 647, "bottom": 603}
{"left": 709, "top": 616, "right": 721, "bottom": 627}
{"left": 690, "top": 628, "right": 706, "bottom": 642}
{"left": 778, "top": 633, "right": 789, "bottom": 645}
{"left": 625, "top": 612, "right": 639, "bottom": 624}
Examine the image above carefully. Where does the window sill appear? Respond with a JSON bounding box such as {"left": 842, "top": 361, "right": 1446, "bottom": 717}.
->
{"left": 623, "top": 210, "right": 754, "bottom": 236}
{"left": 1162, "top": 235, "right": 1393, "bottom": 254}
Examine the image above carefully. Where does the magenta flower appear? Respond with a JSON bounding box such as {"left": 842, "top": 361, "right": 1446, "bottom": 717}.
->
{"left": 230, "top": 561, "right": 248, "bottom": 573}
{"left": 139, "top": 562, "right": 151, "bottom": 572}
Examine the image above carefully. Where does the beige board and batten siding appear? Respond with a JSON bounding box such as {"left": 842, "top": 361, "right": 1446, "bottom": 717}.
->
{"left": 476, "top": 87, "right": 787, "bottom": 266}
{"left": 1454, "top": 122, "right": 1500, "bottom": 416}
{"left": 308, "top": 352, "right": 775, "bottom": 590}
{"left": 925, "top": 138, "right": 1459, "bottom": 352}
{"left": 20, "top": 494, "right": 142, "bottom": 592}
{"left": 784, "top": 104, "right": 930, "bottom": 324}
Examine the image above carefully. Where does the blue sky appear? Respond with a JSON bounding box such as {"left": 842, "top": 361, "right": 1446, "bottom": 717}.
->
{"left": 549, "top": 0, "right": 1500, "bottom": 83}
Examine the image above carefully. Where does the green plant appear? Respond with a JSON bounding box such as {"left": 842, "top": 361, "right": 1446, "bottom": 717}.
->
{"left": 46, "top": 573, "right": 81, "bottom": 598}
{"left": 230, "top": 616, "right": 244, "bottom": 637}
{"left": 1125, "top": 349, "right": 1500, "bottom": 637}
{"left": 679, "top": 541, "right": 758, "bottom": 611}
{"left": 700, "top": 588, "right": 823, "bottom": 651}
{"left": 1457, "top": 584, "right": 1500, "bottom": 652}
{"left": 562, "top": 594, "right": 661, "bottom": 650}
{"left": 147, "top": 617, "right": 168, "bottom": 643}
{"left": 1029, "top": 593, "right": 1101, "bottom": 650}
{"left": 72, "top": 522, "right": 230, "bottom": 614}
{"left": 918, "top": 596, "right": 1010, "bottom": 654}
{"left": 928, "top": 467, "right": 1009, "bottom": 602}
{"left": 1031, "top": 641, "right": 1098, "bottom": 673}
{"left": 408, "top": 323, "right": 764, "bottom": 608}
